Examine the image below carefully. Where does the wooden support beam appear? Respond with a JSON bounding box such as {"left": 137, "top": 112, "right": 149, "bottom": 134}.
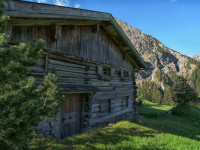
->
{"left": 44, "top": 54, "right": 48, "bottom": 74}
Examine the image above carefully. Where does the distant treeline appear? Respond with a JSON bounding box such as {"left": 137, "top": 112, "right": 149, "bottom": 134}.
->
{"left": 137, "top": 61, "right": 200, "bottom": 106}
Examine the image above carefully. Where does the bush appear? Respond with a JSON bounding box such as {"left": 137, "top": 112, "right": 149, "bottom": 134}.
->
{"left": 171, "top": 76, "right": 200, "bottom": 105}
{"left": 171, "top": 104, "right": 200, "bottom": 119}
{"left": 0, "top": 3, "right": 65, "bottom": 149}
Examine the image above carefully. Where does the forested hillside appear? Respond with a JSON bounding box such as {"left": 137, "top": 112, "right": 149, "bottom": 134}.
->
{"left": 116, "top": 18, "right": 200, "bottom": 105}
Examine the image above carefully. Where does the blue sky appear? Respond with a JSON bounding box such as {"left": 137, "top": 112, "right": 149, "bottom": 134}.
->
{"left": 22, "top": 0, "right": 200, "bottom": 55}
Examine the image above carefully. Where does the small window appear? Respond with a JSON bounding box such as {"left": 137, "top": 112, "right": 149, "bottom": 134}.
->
{"left": 122, "top": 96, "right": 129, "bottom": 108}
{"left": 103, "top": 67, "right": 111, "bottom": 76}
{"left": 100, "top": 99, "right": 111, "bottom": 115}
{"left": 114, "top": 69, "right": 120, "bottom": 76}
{"left": 124, "top": 71, "right": 129, "bottom": 78}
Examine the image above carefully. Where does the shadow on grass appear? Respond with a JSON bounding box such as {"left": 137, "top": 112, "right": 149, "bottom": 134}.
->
{"left": 137, "top": 103, "right": 200, "bottom": 142}
{"left": 30, "top": 125, "right": 160, "bottom": 150}
{"left": 30, "top": 103, "right": 200, "bottom": 149}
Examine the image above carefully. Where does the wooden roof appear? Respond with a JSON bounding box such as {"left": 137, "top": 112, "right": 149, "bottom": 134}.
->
{"left": 4, "top": 0, "right": 146, "bottom": 70}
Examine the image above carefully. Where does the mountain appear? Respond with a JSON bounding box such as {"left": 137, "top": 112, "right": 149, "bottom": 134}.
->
{"left": 187, "top": 53, "right": 200, "bottom": 61}
{"left": 116, "top": 18, "right": 200, "bottom": 105}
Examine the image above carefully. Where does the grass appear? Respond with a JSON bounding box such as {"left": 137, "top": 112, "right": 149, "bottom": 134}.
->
{"left": 29, "top": 100, "right": 200, "bottom": 150}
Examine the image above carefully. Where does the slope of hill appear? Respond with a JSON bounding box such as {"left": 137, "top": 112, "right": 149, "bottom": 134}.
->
{"left": 115, "top": 18, "right": 200, "bottom": 104}
{"left": 188, "top": 53, "right": 200, "bottom": 61}
{"left": 30, "top": 101, "right": 200, "bottom": 150}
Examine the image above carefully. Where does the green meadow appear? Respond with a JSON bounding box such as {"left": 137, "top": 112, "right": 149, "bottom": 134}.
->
{"left": 30, "top": 100, "right": 200, "bottom": 150}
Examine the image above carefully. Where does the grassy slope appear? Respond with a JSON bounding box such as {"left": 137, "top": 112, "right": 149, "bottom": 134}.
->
{"left": 30, "top": 101, "right": 200, "bottom": 150}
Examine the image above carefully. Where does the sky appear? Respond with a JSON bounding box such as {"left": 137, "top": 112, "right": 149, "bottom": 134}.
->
{"left": 22, "top": 0, "right": 200, "bottom": 55}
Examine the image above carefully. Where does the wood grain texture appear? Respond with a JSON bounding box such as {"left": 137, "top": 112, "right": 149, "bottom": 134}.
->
{"left": 11, "top": 25, "right": 133, "bottom": 69}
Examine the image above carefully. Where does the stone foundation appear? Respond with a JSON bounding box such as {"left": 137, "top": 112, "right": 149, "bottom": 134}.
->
{"left": 37, "top": 110, "right": 135, "bottom": 139}
{"left": 37, "top": 110, "right": 62, "bottom": 139}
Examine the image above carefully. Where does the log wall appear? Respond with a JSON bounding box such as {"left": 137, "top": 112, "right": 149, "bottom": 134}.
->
{"left": 30, "top": 52, "right": 136, "bottom": 128}
{"left": 11, "top": 23, "right": 137, "bottom": 136}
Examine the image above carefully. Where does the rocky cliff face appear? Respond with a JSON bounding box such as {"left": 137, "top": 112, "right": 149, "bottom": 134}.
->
{"left": 115, "top": 18, "right": 196, "bottom": 85}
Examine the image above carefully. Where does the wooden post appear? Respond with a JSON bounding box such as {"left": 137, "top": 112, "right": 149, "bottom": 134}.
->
{"left": 44, "top": 54, "right": 48, "bottom": 75}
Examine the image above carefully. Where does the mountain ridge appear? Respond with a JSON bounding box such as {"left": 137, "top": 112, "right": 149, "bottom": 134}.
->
{"left": 115, "top": 18, "right": 200, "bottom": 104}
{"left": 116, "top": 18, "right": 196, "bottom": 81}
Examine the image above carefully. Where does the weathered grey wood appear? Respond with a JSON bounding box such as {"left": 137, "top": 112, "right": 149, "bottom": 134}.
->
{"left": 55, "top": 24, "right": 61, "bottom": 40}
{"left": 55, "top": 70, "right": 86, "bottom": 78}
{"left": 5, "top": 0, "right": 145, "bottom": 136}
{"left": 111, "top": 98, "right": 122, "bottom": 104}
{"left": 48, "top": 54, "right": 97, "bottom": 68}
{"left": 29, "top": 72, "right": 46, "bottom": 76}
{"left": 97, "top": 87, "right": 113, "bottom": 92}
{"left": 37, "top": 57, "right": 44, "bottom": 66}
{"left": 31, "top": 67, "right": 45, "bottom": 73}
{"left": 5, "top": 0, "right": 146, "bottom": 70}
{"left": 97, "top": 66, "right": 102, "bottom": 75}
{"left": 111, "top": 102, "right": 122, "bottom": 109}
{"left": 89, "top": 108, "right": 133, "bottom": 125}
{"left": 4, "top": 1, "right": 111, "bottom": 20}
{"left": 9, "top": 18, "right": 102, "bottom": 26}
{"left": 61, "top": 94, "right": 81, "bottom": 137}
{"left": 48, "top": 59, "right": 86, "bottom": 69}
{"left": 90, "top": 113, "right": 100, "bottom": 119}
{"left": 91, "top": 106, "right": 100, "bottom": 113}
{"left": 111, "top": 107, "right": 122, "bottom": 113}
{"left": 48, "top": 64, "right": 96, "bottom": 75}
{"left": 90, "top": 81, "right": 110, "bottom": 87}
{"left": 59, "top": 77, "right": 85, "bottom": 83}
{"left": 61, "top": 84, "right": 99, "bottom": 93}
{"left": 11, "top": 25, "right": 134, "bottom": 69}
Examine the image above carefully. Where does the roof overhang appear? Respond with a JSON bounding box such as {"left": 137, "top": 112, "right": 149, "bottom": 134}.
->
{"left": 4, "top": 0, "right": 146, "bottom": 70}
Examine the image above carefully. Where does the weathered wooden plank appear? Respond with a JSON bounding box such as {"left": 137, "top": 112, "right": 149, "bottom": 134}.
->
{"left": 89, "top": 108, "right": 133, "bottom": 125}
{"left": 111, "top": 107, "right": 122, "bottom": 113}
{"left": 90, "top": 81, "right": 110, "bottom": 87}
{"left": 48, "top": 59, "right": 86, "bottom": 69}
{"left": 9, "top": 18, "right": 103, "bottom": 26}
{"left": 31, "top": 67, "right": 45, "bottom": 73}
{"left": 110, "top": 81, "right": 133, "bottom": 86}
{"left": 113, "top": 87, "right": 133, "bottom": 91}
{"left": 55, "top": 70, "right": 86, "bottom": 78}
{"left": 97, "top": 87, "right": 113, "bottom": 92}
{"left": 4, "top": 0, "right": 111, "bottom": 20}
{"left": 86, "top": 75, "right": 99, "bottom": 79}
{"left": 48, "top": 64, "right": 96, "bottom": 75}
{"left": 94, "top": 91, "right": 133, "bottom": 101}
{"left": 111, "top": 102, "right": 121, "bottom": 109}
{"left": 111, "top": 99, "right": 122, "bottom": 104}
{"left": 58, "top": 78, "right": 85, "bottom": 84}
{"left": 48, "top": 54, "right": 97, "bottom": 67}
{"left": 90, "top": 113, "right": 100, "bottom": 119}
{"left": 91, "top": 106, "right": 100, "bottom": 113}
{"left": 59, "top": 77, "right": 85, "bottom": 82}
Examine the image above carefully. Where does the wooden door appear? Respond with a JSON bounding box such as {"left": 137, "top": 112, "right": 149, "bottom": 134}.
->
{"left": 61, "top": 94, "right": 81, "bottom": 138}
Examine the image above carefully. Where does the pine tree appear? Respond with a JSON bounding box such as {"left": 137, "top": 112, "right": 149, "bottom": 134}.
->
{"left": 0, "top": 2, "right": 64, "bottom": 149}
{"left": 163, "top": 86, "right": 175, "bottom": 106}
{"left": 172, "top": 76, "right": 199, "bottom": 105}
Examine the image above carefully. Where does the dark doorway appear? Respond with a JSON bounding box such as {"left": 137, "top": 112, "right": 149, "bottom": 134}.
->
{"left": 61, "top": 94, "right": 82, "bottom": 138}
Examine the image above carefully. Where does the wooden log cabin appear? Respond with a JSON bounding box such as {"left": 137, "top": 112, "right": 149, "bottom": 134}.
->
{"left": 4, "top": 0, "right": 146, "bottom": 138}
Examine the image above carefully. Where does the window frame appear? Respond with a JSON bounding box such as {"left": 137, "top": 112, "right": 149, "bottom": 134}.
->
{"left": 99, "top": 99, "right": 111, "bottom": 116}
{"left": 121, "top": 96, "right": 129, "bottom": 109}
